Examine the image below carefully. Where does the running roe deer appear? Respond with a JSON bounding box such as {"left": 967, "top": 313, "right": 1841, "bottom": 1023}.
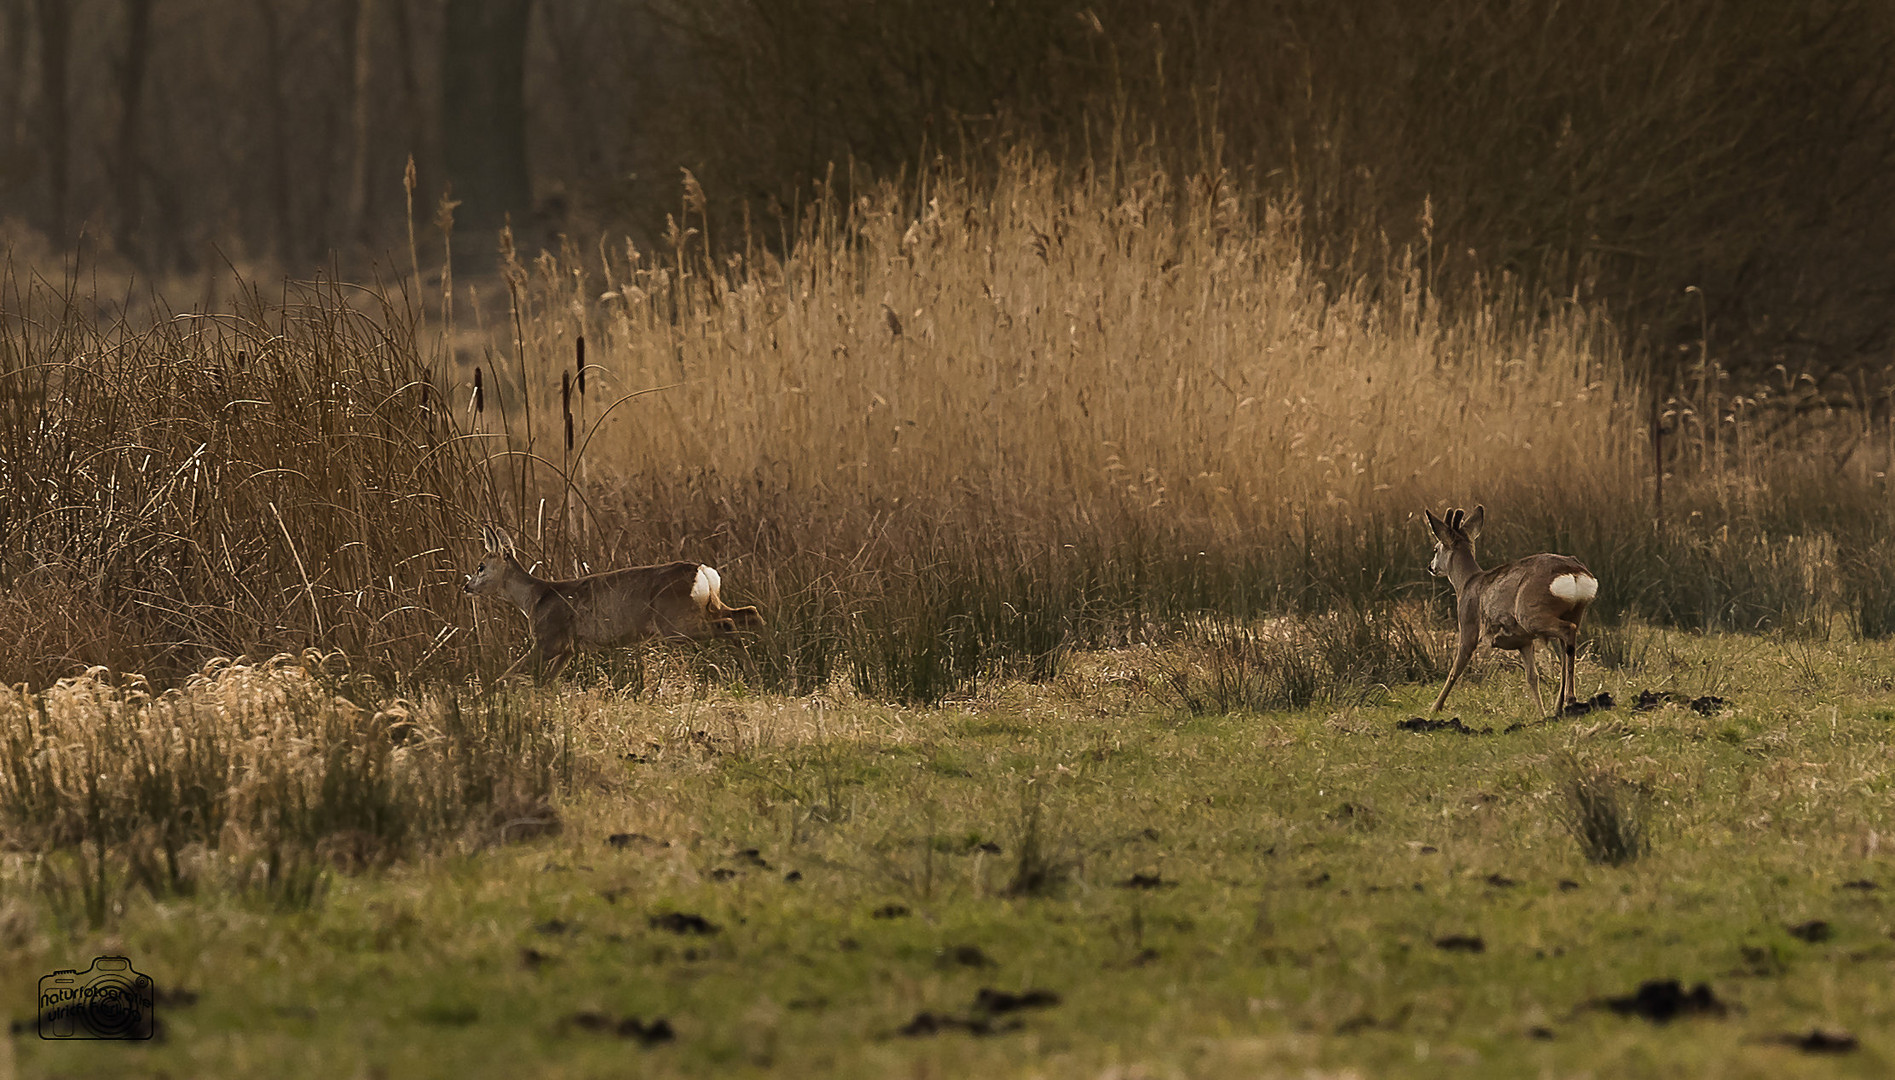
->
{"left": 463, "top": 525, "right": 764, "bottom": 682}
{"left": 1424, "top": 506, "right": 1598, "bottom": 716}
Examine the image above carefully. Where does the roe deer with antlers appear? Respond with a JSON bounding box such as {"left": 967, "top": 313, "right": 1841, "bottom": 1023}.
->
{"left": 1424, "top": 505, "right": 1597, "bottom": 716}
{"left": 464, "top": 525, "right": 764, "bottom": 682}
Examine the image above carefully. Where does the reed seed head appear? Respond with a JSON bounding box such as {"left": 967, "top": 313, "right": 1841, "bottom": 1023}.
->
{"left": 681, "top": 167, "right": 706, "bottom": 216}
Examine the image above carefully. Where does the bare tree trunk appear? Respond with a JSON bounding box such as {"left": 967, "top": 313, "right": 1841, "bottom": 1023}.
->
{"left": 255, "top": 0, "right": 294, "bottom": 263}
{"left": 345, "top": 0, "right": 377, "bottom": 248}
{"left": 33, "top": 0, "right": 68, "bottom": 241}
{"left": 442, "top": 0, "right": 532, "bottom": 273}
{"left": 114, "top": 0, "right": 156, "bottom": 264}
{"left": 390, "top": 0, "right": 425, "bottom": 175}
{"left": 1, "top": 1, "right": 25, "bottom": 168}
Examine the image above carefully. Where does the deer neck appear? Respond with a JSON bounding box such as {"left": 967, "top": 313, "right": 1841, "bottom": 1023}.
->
{"left": 1446, "top": 545, "right": 1483, "bottom": 594}
{"left": 499, "top": 561, "right": 549, "bottom": 615}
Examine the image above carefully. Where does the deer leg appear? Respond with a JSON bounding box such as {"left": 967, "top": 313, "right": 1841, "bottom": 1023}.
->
{"left": 1560, "top": 628, "right": 1579, "bottom": 711}
{"left": 1430, "top": 634, "right": 1478, "bottom": 713}
{"left": 495, "top": 650, "right": 536, "bottom": 682}
{"left": 529, "top": 627, "right": 576, "bottom": 682}
{"left": 475, "top": 648, "right": 536, "bottom": 701}
{"left": 1522, "top": 639, "right": 1546, "bottom": 717}
{"left": 1544, "top": 639, "right": 1563, "bottom": 712}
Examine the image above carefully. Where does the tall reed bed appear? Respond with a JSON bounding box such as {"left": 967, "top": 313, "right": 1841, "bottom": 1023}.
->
{"left": 515, "top": 163, "right": 1636, "bottom": 556}
{"left": 484, "top": 157, "right": 1895, "bottom": 700}
{"left": 3, "top": 154, "right": 1894, "bottom": 699}
{"left": 0, "top": 270, "right": 506, "bottom": 686}
{"left": 474, "top": 161, "right": 1636, "bottom": 705}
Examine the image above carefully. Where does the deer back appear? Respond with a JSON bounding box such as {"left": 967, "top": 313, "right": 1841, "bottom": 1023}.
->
{"left": 1469, "top": 553, "right": 1594, "bottom": 638}
{"left": 545, "top": 561, "right": 705, "bottom": 647}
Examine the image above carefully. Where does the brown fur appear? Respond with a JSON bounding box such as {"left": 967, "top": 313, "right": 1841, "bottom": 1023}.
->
{"left": 1424, "top": 505, "right": 1596, "bottom": 716}
{"left": 464, "top": 526, "right": 763, "bottom": 682}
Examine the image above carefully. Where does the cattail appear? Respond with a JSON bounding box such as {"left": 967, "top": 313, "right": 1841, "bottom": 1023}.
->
{"left": 472, "top": 367, "right": 484, "bottom": 416}
{"left": 562, "top": 370, "right": 574, "bottom": 452}
{"left": 575, "top": 336, "right": 586, "bottom": 395}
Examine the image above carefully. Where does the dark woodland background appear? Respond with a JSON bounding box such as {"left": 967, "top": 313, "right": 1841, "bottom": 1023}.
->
{"left": 3, "top": 0, "right": 1895, "bottom": 385}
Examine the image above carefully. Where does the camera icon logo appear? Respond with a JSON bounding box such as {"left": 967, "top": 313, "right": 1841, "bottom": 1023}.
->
{"left": 37, "top": 957, "right": 156, "bottom": 1040}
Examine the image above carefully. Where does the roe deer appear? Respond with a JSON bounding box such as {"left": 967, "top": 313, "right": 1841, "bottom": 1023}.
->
{"left": 464, "top": 525, "right": 764, "bottom": 682}
{"left": 1424, "top": 506, "right": 1597, "bottom": 716}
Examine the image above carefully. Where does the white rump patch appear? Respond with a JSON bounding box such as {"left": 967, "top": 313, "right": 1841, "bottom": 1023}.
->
{"left": 1549, "top": 573, "right": 1598, "bottom": 603}
{"left": 692, "top": 565, "right": 721, "bottom": 604}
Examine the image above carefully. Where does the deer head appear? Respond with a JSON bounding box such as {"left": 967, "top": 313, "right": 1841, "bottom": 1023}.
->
{"left": 1424, "top": 505, "right": 1484, "bottom": 579}
{"left": 465, "top": 525, "right": 521, "bottom": 595}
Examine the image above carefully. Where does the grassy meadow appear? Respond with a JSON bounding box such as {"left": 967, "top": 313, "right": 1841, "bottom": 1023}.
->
{"left": 4, "top": 154, "right": 1895, "bottom": 1076}
{"left": 6, "top": 628, "right": 1895, "bottom": 1078}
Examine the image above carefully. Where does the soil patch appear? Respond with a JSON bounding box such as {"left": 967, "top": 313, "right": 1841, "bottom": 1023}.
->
{"left": 649, "top": 912, "right": 719, "bottom": 936}
{"left": 1601, "top": 979, "right": 1729, "bottom": 1022}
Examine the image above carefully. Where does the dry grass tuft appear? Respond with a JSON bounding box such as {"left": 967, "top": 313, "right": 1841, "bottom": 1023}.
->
{"left": 1553, "top": 753, "right": 1651, "bottom": 867}
{"left": 1146, "top": 606, "right": 1444, "bottom": 716}
{"left": 0, "top": 653, "right": 569, "bottom": 913}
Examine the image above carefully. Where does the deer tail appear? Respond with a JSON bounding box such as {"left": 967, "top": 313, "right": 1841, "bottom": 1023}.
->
{"left": 722, "top": 604, "right": 765, "bottom": 629}
{"left": 690, "top": 564, "right": 722, "bottom": 605}
{"left": 692, "top": 564, "right": 764, "bottom": 629}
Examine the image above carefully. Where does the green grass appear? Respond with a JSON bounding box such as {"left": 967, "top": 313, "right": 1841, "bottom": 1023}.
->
{"left": 6, "top": 627, "right": 1895, "bottom": 1077}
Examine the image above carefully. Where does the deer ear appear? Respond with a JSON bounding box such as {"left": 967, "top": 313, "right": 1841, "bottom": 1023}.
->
{"left": 480, "top": 524, "right": 497, "bottom": 553}
{"left": 1462, "top": 505, "right": 1484, "bottom": 540}
{"left": 495, "top": 528, "right": 517, "bottom": 555}
{"left": 1424, "top": 508, "right": 1448, "bottom": 542}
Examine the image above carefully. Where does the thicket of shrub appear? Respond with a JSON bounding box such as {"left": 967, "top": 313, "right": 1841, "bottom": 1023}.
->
{"left": 11, "top": 2, "right": 1889, "bottom": 385}
{"left": 680, "top": 0, "right": 1895, "bottom": 383}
